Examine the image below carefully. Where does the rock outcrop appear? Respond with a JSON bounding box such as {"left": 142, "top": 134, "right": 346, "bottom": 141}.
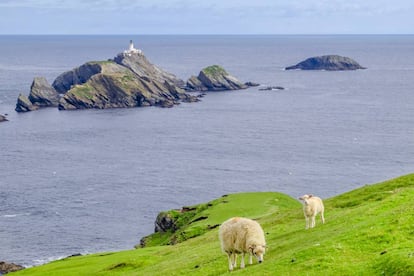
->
{"left": 259, "top": 86, "right": 285, "bottom": 91}
{"left": 154, "top": 212, "right": 177, "bottom": 233}
{"left": 15, "top": 77, "right": 60, "bottom": 112}
{"left": 186, "top": 65, "right": 248, "bottom": 91}
{"left": 0, "top": 114, "right": 8, "bottom": 122}
{"left": 0, "top": 261, "right": 24, "bottom": 274}
{"left": 285, "top": 55, "right": 366, "bottom": 71}
{"left": 29, "top": 77, "right": 60, "bottom": 106}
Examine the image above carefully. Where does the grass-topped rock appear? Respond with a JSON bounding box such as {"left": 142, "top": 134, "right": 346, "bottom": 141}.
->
{"left": 186, "top": 65, "right": 249, "bottom": 91}
{"left": 13, "top": 174, "right": 414, "bottom": 275}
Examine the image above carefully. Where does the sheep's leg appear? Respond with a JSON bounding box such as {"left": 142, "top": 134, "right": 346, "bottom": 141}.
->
{"left": 311, "top": 215, "right": 316, "bottom": 228}
{"left": 305, "top": 217, "right": 310, "bottom": 229}
{"left": 227, "top": 253, "right": 234, "bottom": 271}
{"left": 321, "top": 211, "right": 325, "bottom": 224}
{"left": 240, "top": 252, "right": 245, "bottom": 268}
{"left": 249, "top": 253, "right": 253, "bottom": 264}
{"left": 233, "top": 253, "right": 237, "bottom": 268}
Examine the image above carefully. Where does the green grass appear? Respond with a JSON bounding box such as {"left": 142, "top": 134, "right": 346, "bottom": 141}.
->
{"left": 14, "top": 174, "right": 414, "bottom": 275}
{"left": 140, "top": 192, "right": 295, "bottom": 247}
{"left": 69, "top": 84, "right": 95, "bottom": 100}
{"left": 202, "top": 65, "right": 228, "bottom": 77}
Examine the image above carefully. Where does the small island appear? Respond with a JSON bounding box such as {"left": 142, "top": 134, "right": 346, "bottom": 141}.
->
{"left": 15, "top": 40, "right": 253, "bottom": 112}
{"left": 285, "top": 55, "right": 366, "bottom": 71}
{"left": 186, "top": 65, "right": 249, "bottom": 91}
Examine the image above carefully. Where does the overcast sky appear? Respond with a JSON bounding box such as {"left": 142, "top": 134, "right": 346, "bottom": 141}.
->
{"left": 0, "top": 0, "right": 413, "bottom": 34}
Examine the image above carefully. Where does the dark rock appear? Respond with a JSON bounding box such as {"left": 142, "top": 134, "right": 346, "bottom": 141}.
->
{"left": 0, "top": 114, "right": 8, "bottom": 122}
{"left": 186, "top": 65, "right": 248, "bottom": 91}
{"left": 29, "top": 77, "right": 60, "bottom": 107}
{"left": 285, "top": 55, "right": 366, "bottom": 71}
{"left": 0, "top": 261, "right": 24, "bottom": 274}
{"left": 245, "top": 81, "right": 260, "bottom": 87}
{"left": 259, "top": 86, "right": 285, "bottom": 91}
{"left": 15, "top": 77, "right": 60, "bottom": 112}
{"left": 65, "top": 253, "right": 82, "bottom": 258}
{"left": 154, "top": 212, "right": 177, "bottom": 233}
{"left": 186, "top": 75, "right": 207, "bottom": 91}
{"left": 15, "top": 94, "right": 39, "bottom": 112}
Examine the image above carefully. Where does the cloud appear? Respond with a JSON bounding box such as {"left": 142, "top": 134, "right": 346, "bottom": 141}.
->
{"left": 0, "top": 0, "right": 413, "bottom": 34}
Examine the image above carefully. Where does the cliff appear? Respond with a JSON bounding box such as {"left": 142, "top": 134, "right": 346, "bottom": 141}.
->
{"left": 285, "top": 55, "right": 366, "bottom": 71}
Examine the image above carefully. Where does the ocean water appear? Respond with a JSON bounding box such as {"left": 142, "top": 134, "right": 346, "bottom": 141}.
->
{"left": 0, "top": 35, "right": 413, "bottom": 267}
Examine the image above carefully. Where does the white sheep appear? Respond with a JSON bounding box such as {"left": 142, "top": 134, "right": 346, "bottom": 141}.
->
{"left": 218, "top": 217, "right": 266, "bottom": 271}
{"left": 298, "top": 194, "right": 325, "bottom": 229}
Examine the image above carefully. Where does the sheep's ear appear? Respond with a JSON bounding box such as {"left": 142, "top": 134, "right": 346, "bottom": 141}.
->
{"left": 309, "top": 194, "right": 313, "bottom": 198}
{"left": 249, "top": 245, "right": 256, "bottom": 250}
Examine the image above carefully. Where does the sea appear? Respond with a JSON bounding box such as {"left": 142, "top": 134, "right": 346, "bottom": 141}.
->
{"left": 0, "top": 35, "right": 413, "bottom": 267}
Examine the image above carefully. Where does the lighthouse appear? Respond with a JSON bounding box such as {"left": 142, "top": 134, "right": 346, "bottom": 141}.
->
{"left": 124, "top": 40, "right": 143, "bottom": 56}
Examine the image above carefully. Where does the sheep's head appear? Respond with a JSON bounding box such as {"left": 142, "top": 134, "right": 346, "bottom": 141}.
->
{"left": 299, "top": 194, "right": 313, "bottom": 204}
{"left": 249, "top": 244, "right": 266, "bottom": 263}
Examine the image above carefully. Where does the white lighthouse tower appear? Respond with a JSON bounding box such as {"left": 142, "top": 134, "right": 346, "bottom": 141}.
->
{"left": 124, "top": 40, "right": 143, "bottom": 56}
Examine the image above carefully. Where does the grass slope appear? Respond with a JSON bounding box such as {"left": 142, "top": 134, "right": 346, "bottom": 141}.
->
{"left": 14, "top": 174, "right": 414, "bottom": 275}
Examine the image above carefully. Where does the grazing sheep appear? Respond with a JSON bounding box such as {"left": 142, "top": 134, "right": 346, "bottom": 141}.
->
{"left": 219, "top": 217, "right": 266, "bottom": 271}
{"left": 299, "top": 194, "right": 325, "bottom": 229}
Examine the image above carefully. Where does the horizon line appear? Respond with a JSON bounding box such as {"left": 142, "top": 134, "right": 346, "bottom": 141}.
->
{"left": 0, "top": 33, "right": 413, "bottom": 36}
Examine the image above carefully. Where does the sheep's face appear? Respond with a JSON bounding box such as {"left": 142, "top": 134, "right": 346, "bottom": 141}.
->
{"left": 250, "top": 245, "right": 266, "bottom": 263}
{"left": 299, "top": 194, "right": 312, "bottom": 204}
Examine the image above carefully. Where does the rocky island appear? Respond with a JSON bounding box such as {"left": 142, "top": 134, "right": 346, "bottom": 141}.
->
{"left": 186, "top": 65, "right": 249, "bottom": 91}
{"left": 16, "top": 41, "right": 251, "bottom": 112}
{"left": 285, "top": 55, "right": 366, "bottom": 71}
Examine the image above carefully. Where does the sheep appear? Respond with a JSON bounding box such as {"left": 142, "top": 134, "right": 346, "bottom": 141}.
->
{"left": 298, "top": 194, "right": 325, "bottom": 229}
{"left": 218, "top": 217, "right": 266, "bottom": 271}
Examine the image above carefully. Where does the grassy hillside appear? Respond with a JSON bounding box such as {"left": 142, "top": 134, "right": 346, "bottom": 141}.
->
{"left": 13, "top": 174, "right": 414, "bottom": 275}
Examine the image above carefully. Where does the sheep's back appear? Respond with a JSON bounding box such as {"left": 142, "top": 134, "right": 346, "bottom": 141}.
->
{"left": 219, "top": 217, "right": 265, "bottom": 252}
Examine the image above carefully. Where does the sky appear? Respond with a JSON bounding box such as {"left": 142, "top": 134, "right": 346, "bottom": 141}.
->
{"left": 0, "top": 0, "right": 413, "bottom": 35}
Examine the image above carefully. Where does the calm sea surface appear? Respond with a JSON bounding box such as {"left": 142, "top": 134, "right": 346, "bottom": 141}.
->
{"left": 0, "top": 35, "right": 413, "bottom": 266}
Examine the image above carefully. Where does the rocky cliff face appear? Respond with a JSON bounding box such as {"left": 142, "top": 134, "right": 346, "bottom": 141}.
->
{"left": 285, "top": 55, "right": 366, "bottom": 71}
{"left": 56, "top": 57, "right": 197, "bottom": 110}
{"left": 15, "top": 77, "right": 60, "bottom": 112}
{"left": 54, "top": 52, "right": 199, "bottom": 110}
{"left": 186, "top": 65, "right": 248, "bottom": 91}
{"left": 16, "top": 52, "right": 253, "bottom": 112}
{"left": 52, "top": 63, "right": 102, "bottom": 93}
